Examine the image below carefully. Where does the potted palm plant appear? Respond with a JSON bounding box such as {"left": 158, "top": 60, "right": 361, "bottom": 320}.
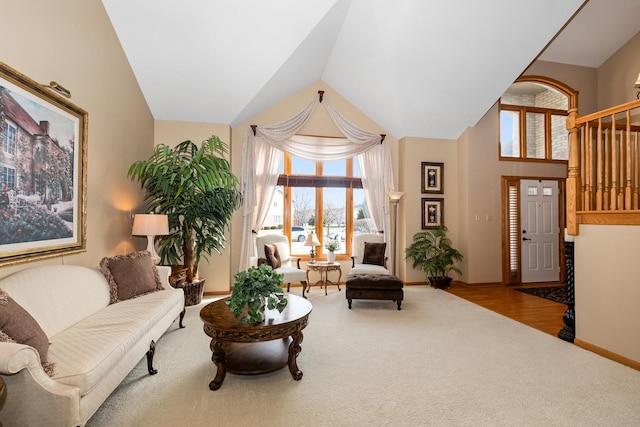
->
{"left": 227, "top": 264, "right": 288, "bottom": 323}
{"left": 405, "top": 225, "right": 463, "bottom": 289}
{"left": 128, "top": 135, "right": 242, "bottom": 305}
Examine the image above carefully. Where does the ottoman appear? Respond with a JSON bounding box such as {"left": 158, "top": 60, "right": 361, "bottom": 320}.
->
{"left": 345, "top": 274, "right": 404, "bottom": 310}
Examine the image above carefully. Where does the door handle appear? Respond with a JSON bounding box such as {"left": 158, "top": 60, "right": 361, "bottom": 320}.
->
{"left": 522, "top": 237, "right": 531, "bottom": 241}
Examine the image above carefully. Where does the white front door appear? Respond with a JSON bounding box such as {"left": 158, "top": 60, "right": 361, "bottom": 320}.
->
{"left": 520, "top": 180, "right": 559, "bottom": 283}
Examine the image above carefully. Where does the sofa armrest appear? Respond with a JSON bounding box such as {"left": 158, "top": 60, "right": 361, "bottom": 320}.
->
{"left": 0, "top": 341, "right": 78, "bottom": 396}
{"left": 0, "top": 342, "right": 81, "bottom": 425}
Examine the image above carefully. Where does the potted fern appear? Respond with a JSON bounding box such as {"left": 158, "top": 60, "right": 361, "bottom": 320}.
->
{"left": 227, "top": 264, "right": 288, "bottom": 323}
{"left": 128, "top": 135, "right": 242, "bottom": 305}
{"left": 405, "top": 225, "right": 463, "bottom": 289}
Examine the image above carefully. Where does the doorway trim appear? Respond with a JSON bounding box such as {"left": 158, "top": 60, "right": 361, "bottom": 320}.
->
{"left": 500, "top": 175, "right": 566, "bottom": 285}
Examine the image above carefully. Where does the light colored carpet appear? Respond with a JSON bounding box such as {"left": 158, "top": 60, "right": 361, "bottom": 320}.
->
{"left": 86, "top": 286, "right": 640, "bottom": 427}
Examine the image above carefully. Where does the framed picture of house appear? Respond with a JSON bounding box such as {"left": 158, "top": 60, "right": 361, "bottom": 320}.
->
{"left": 0, "top": 62, "right": 88, "bottom": 266}
{"left": 422, "top": 198, "right": 443, "bottom": 229}
{"left": 421, "top": 162, "right": 444, "bottom": 194}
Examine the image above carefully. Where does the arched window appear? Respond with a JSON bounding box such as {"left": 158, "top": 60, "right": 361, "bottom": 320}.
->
{"left": 499, "top": 76, "right": 577, "bottom": 162}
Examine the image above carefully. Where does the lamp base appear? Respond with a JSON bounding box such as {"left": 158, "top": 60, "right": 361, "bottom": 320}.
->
{"left": 146, "top": 235, "right": 161, "bottom": 265}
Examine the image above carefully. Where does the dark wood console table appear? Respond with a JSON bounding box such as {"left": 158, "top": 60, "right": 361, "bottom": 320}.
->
{"left": 200, "top": 294, "right": 312, "bottom": 390}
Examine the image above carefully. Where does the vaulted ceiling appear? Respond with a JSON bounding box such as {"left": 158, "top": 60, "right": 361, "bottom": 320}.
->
{"left": 102, "top": 0, "right": 640, "bottom": 140}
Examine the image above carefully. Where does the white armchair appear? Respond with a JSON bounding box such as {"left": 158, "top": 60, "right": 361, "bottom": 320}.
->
{"left": 255, "top": 234, "right": 307, "bottom": 293}
{"left": 350, "top": 233, "right": 390, "bottom": 275}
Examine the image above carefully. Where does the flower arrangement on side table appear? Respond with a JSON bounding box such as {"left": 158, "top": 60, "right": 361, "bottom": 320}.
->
{"left": 227, "top": 264, "right": 288, "bottom": 323}
{"left": 324, "top": 238, "right": 341, "bottom": 252}
{"left": 324, "top": 238, "right": 341, "bottom": 263}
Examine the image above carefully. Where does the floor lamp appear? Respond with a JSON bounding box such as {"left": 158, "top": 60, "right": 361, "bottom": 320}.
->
{"left": 387, "top": 191, "right": 405, "bottom": 276}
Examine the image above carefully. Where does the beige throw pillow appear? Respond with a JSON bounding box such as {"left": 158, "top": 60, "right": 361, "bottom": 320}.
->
{"left": 99, "top": 251, "right": 164, "bottom": 304}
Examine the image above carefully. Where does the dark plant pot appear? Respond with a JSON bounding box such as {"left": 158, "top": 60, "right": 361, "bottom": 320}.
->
{"left": 169, "top": 266, "right": 187, "bottom": 288}
{"left": 177, "top": 278, "right": 205, "bottom": 306}
{"left": 428, "top": 276, "right": 452, "bottom": 290}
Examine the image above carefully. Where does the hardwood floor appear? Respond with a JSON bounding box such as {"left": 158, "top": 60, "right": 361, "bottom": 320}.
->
{"left": 445, "top": 283, "right": 567, "bottom": 337}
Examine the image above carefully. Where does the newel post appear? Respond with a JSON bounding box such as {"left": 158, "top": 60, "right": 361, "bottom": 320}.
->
{"left": 566, "top": 107, "right": 581, "bottom": 236}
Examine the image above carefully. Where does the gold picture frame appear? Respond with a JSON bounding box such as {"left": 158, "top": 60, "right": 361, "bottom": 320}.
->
{"left": 0, "top": 62, "right": 87, "bottom": 266}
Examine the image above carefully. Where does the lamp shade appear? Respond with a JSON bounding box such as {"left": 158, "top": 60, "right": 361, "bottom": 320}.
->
{"left": 132, "top": 214, "right": 169, "bottom": 265}
{"left": 387, "top": 191, "right": 405, "bottom": 202}
{"left": 304, "top": 232, "right": 321, "bottom": 247}
{"left": 132, "top": 214, "right": 169, "bottom": 236}
{"left": 635, "top": 72, "right": 640, "bottom": 87}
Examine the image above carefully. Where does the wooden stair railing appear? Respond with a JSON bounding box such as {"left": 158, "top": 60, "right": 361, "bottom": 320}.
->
{"left": 566, "top": 98, "right": 640, "bottom": 235}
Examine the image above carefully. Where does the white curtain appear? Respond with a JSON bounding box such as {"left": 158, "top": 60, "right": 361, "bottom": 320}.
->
{"left": 358, "top": 143, "right": 393, "bottom": 245}
{"left": 239, "top": 93, "right": 396, "bottom": 269}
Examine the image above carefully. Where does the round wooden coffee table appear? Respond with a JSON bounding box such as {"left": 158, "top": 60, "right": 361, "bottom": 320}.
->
{"left": 200, "top": 294, "right": 312, "bottom": 390}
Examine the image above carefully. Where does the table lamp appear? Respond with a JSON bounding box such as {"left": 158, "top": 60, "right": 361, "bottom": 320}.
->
{"left": 304, "top": 231, "right": 321, "bottom": 264}
{"left": 132, "top": 213, "right": 169, "bottom": 264}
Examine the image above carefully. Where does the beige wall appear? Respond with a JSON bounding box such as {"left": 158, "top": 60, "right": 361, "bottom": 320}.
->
{"left": 153, "top": 121, "right": 231, "bottom": 294}
{"left": 0, "top": 0, "right": 154, "bottom": 278}
{"left": 597, "top": 30, "right": 640, "bottom": 109}
{"left": 399, "top": 137, "right": 459, "bottom": 283}
{"left": 574, "top": 226, "right": 640, "bottom": 363}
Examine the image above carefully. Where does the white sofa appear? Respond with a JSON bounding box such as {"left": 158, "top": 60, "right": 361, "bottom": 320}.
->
{"left": 0, "top": 263, "right": 185, "bottom": 427}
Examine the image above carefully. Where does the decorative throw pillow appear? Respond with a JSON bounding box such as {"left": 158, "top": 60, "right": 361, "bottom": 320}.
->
{"left": 362, "top": 242, "right": 386, "bottom": 266}
{"left": 264, "top": 244, "right": 282, "bottom": 269}
{"left": 99, "top": 250, "right": 164, "bottom": 304}
{"left": 0, "top": 288, "right": 55, "bottom": 376}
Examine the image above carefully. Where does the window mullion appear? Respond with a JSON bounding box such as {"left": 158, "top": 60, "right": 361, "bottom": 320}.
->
{"left": 520, "top": 107, "right": 527, "bottom": 158}
{"left": 545, "top": 111, "right": 552, "bottom": 160}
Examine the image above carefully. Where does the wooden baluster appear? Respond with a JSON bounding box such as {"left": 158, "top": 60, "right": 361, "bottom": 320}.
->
{"left": 610, "top": 114, "right": 618, "bottom": 210}
{"left": 580, "top": 126, "right": 586, "bottom": 210}
{"left": 633, "top": 131, "right": 640, "bottom": 209}
{"left": 625, "top": 111, "right": 632, "bottom": 209}
{"left": 597, "top": 120, "right": 603, "bottom": 210}
{"left": 617, "top": 122, "right": 624, "bottom": 209}
{"left": 585, "top": 125, "right": 592, "bottom": 210}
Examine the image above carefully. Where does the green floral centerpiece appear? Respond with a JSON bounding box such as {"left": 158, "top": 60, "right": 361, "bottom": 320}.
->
{"left": 227, "top": 264, "right": 288, "bottom": 323}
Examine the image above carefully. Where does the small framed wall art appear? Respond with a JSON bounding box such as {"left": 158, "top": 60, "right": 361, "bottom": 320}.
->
{"left": 421, "top": 162, "right": 444, "bottom": 194}
{"left": 422, "top": 198, "right": 444, "bottom": 229}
